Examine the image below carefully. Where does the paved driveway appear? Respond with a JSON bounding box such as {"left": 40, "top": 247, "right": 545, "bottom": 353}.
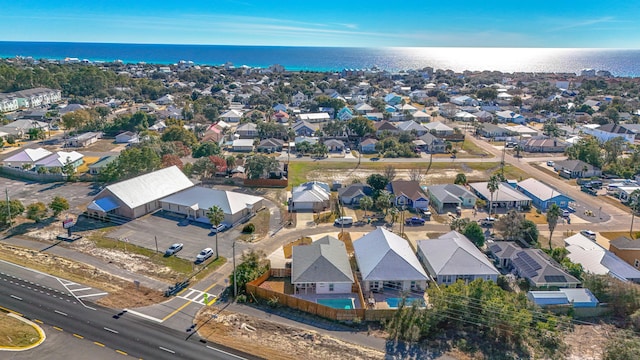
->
{"left": 5, "top": 179, "right": 97, "bottom": 213}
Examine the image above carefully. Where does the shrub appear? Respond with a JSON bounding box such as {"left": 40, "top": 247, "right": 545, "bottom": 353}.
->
{"left": 267, "top": 295, "right": 280, "bottom": 308}
{"left": 242, "top": 223, "right": 255, "bottom": 234}
{"left": 236, "top": 294, "right": 247, "bottom": 303}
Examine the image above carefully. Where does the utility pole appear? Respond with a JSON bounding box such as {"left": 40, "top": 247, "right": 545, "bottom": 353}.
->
{"left": 501, "top": 145, "right": 506, "bottom": 177}
{"left": 5, "top": 189, "right": 11, "bottom": 229}
{"left": 232, "top": 240, "right": 237, "bottom": 299}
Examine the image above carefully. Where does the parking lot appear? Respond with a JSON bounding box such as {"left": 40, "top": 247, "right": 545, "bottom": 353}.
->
{"left": 4, "top": 178, "right": 98, "bottom": 213}
{"left": 107, "top": 211, "right": 245, "bottom": 262}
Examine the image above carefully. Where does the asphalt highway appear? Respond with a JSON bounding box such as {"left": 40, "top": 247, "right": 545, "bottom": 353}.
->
{"left": 0, "top": 269, "right": 260, "bottom": 360}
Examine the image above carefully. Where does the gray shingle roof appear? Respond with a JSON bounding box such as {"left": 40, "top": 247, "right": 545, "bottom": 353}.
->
{"left": 417, "top": 231, "right": 499, "bottom": 277}
{"left": 291, "top": 236, "right": 354, "bottom": 284}
{"left": 353, "top": 227, "right": 428, "bottom": 282}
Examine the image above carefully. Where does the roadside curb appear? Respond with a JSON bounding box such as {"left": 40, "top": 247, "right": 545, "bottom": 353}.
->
{"left": 0, "top": 312, "right": 46, "bottom": 351}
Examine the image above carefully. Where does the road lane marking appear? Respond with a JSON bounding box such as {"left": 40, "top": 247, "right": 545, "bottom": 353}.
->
{"left": 115, "top": 350, "right": 128, "bottom": 356}
{"left": 76, "top": 292, "right": 108, "bottom": 298}
{"left": 94, "top": 342, "right": 105, "bottom": 347}
{"left": 53, "top": 326, "right": 63, "bottom": 331}
{"left": 161, "top": 300, "right": 192, "bottom": 322}
{"left": 206, "top": 345, "right": 247, "bottom": 359}
{"left": 124, "top": 309, "right": 163, "bottom": 323}
{"left": 54, "top": 310, "right": 68, "bottom": 316}
{"left": 73, "top": 334, "right": 84, "bottom": 339}
{"left": 103, "top": 327, "right": 119, "bottom": 334}
{"left": 10, "top": 295, "right": 23, "bottom": 301}
{"left": 72, "top": 287, "right": 91, "bottom": 291}
{"left": 159, "top": 346, "right": 175, "bottom": 354}
{"left": 34, "top": 319, "right": 43, "bottom": 324}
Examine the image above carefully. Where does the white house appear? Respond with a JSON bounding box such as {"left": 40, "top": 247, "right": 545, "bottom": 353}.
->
{"left": 35, "top": 151, "right": 84, "bottom": 171}
{"left": 291, "top": 91, "right": 308, "bottom": 107}
{"left": 159, "top": 186, "right": 264, "bottom": 225}
{"left": 290, "top": 181, "right": 330, "bottom": 211}
{"left": 292, "top": 235, "right": 355, "bottom": 295}
{"left": 353, "top": 227, "right": 428, "bottom": 292}
{"left": 564, "top": 233, "right": 640, "bottom": 283}
{"left": 220, "top": 109, "right": 243, "bottom": 123}
{"left": 231, "top": 139, "right": 254, "bottom": 152}
{"left": 115, "top": 131, "right": 139, "bottom": 144}
{"left": 2, "top": 148, "right": 53, "bottom": 169}
{"left": 417, "top": 231, "right": 499, "bottom": 285}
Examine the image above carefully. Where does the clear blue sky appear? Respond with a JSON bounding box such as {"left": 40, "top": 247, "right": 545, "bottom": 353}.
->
{"left": 2, "top": 1, "right": 639, "bottom": 48}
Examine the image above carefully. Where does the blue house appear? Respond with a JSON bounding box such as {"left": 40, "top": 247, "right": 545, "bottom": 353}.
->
{"left": 336, "top": 107, "right": 353, "bottom": 121}
{"left": 384, "top": 93, "right": 402, "bottom": 105}
{"left": 515, "top": 178, "right": 574, "bottom": 211}
{"left": 272, "top": 103, "right": 287, "bottom": 112}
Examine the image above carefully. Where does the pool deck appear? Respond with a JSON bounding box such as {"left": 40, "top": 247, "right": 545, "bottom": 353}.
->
{"left": 295, "top": 293, "right": 363, "bottom": 309}
{"left": 364, "top": 289, "right": 428, "bottom": 309}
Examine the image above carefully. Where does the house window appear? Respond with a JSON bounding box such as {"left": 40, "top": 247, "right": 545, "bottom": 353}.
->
{"left": 635, "top": 259, "right": 640, "bottom": 269}
{"left": 329, "top": 283, "right": 334, "bottom": 292}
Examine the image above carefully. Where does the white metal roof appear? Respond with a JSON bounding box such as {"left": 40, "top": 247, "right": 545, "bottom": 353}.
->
{"left": 100, "top": 166, "right": 193, "bottom": 209}
{"left": 160, "top": 186, "right": 263, "bottom": 215}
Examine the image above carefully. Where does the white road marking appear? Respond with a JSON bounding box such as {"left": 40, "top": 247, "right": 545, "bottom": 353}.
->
{"left": 103, "top": 327, "right": 119, "bottom": 334}
{"left": 76, "top": 292, "right": 108, "bottom": 299}
{"left": 10, "top": 295, "right": 23, "bottom": 301}
{"left": 159, "top": 347, "right": 175, "bottom": 354}
{"left": 206, "top": 345, "right": 247, "bottom": 359}
{"left": 124, "top": 309, "right": 163, "bottom": 323}
{"left": 55, "top": 310, "right": 68, "bottom": 316}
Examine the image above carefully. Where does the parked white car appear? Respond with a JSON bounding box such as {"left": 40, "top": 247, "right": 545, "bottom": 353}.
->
{"left": 196, "top": 248, "right": 214, "bottom": 262}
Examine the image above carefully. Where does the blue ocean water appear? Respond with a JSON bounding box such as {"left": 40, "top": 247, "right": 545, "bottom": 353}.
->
{"left": 1, "top": 41, "right": 639, "bottom": 77}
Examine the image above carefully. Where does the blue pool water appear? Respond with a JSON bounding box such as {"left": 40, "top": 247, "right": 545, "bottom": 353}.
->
{"left": 317, "top": 298, "right": 355, "bottom": 310}
{"left": 386, "top": 297, "right": 425, "bottom": 308}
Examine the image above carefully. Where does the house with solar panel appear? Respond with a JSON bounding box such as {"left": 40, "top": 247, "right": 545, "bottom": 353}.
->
{"left": 489, "top": 242, "right": 580, "bottom": 289}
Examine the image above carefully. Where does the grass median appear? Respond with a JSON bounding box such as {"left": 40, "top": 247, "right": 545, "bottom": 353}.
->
{"left": 0, "top": 314, "right": 40, "bottom": 348}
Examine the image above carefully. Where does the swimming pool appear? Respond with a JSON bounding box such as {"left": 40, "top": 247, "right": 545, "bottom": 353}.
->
{"left": 386, "top": 297, "right": 425, "bottom": 308}
{"left": 317, "top": 298, "right": 355, "bottom": 309}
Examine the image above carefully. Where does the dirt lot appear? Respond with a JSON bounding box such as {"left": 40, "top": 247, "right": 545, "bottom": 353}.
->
{"left": 195, "top": 308, "right": 386, "bottom": 360}
{"left": 307, "top": 168, "right": 487, "bottom": 185}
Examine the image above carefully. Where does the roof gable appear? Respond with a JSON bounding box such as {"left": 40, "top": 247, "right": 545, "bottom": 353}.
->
{"left": 100, "top": 166, "right": 193, "bottom": 209}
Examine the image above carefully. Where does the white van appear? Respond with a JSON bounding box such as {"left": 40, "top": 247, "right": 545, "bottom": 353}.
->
{"left": 334, "top": 216, "right": 354, "bottom": 225}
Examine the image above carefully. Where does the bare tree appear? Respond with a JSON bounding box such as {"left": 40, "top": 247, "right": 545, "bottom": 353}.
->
{"left": 383, "top": 165, "right": 397, "bottom": 182}
{"left": 408, "top": 168, "right": 423, "bottom": 182}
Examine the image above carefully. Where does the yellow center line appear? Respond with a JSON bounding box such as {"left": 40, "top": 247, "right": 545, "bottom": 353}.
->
{"left": 33, "top": 319, "right": 44, "bottom": 324}
{"left": 53, "top": 326, "right": 63, "bottom": 331}
{"left": 115, "top": 349, "right": 128, "bottom": 356}
{"left": 94, "top": 341, "right": 105, "bottom": 347}
{"left": 162, "top": 300, "right": 192, "bottom": 321}
{"left": 0, "top": 305, "right": 23, "bottom": 316}
{"left": 73, "top": 333, "right": 84, "bottom": 339}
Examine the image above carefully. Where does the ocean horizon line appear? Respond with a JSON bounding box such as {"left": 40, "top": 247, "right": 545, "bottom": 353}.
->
{"left": 2, "top": 40, "right": 640, "bottom": 51}
{"left": 1, "top": 41, "right": 639, "bottom": 76}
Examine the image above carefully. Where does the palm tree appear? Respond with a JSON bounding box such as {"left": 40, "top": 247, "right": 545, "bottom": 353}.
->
{"left": 487, "top": 174, "right": 500, "bottom": 218}
{"left": 546, "top": 203, "right": 562, "bottom": 250}
{"left": 454, "top": 173, "right": 467, "bottom": 185}
{"left": 628, "top": 189, "right": 640, "bottom": 238}
{"left": 359, "top": 196, "right": 373, "bottom": 218}
{"left": 207, "top": 205, "right": 225, "bottom": 259}
{"left": 375, "top": 190, "right": 392, "bottom": 216}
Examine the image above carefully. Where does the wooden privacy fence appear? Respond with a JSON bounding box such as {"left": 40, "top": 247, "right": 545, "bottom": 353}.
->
{"left": 246, "top": 268, "right": 397, "bottom": 322}
{"left": 282, "top": 237, "right": 312, "bottom": 259}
